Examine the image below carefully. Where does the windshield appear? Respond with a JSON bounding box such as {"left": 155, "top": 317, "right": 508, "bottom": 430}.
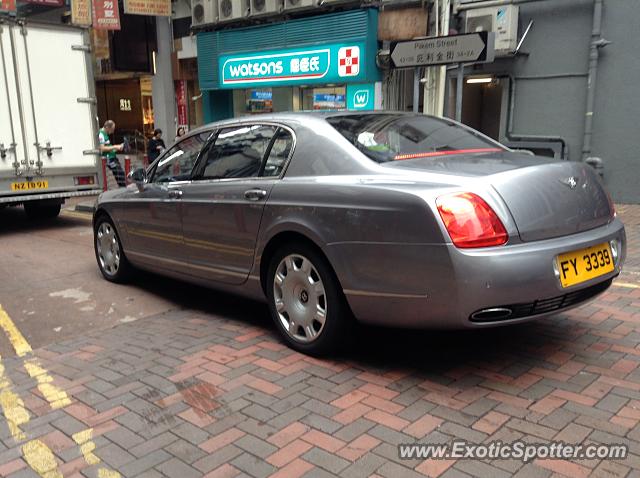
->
{"left": 326, "top": 114, "right": 505, "bottom": 163}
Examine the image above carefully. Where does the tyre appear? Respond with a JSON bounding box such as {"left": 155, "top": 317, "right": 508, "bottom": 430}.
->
{"left": 266, "top": 243, "right": 352, "bottom": 355}
{"left": 94, "top": 215, "right": 132, "bottom": 282}
{"left": 24, "top": 200, "right": 61, "bottom": 219}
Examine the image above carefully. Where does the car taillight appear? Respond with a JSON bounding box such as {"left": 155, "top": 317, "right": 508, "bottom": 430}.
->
{"left": 74, "top": 175, "right": 95, "bottom": 186}
{"left": 436, "top": 192, "right": 508, "bottom": 248}
{"left": 606, "top": 190, "right": 616, "bottom": 218}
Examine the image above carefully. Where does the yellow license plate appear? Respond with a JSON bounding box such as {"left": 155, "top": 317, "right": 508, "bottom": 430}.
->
{"left": 10, "top": 180, "right": 48, "bottom": 191}
{"left": 556, "top": 242, "right": 614, "bottom": 288}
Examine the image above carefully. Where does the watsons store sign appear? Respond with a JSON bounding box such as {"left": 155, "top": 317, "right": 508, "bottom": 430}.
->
{"left": 219, "top": 43, "right": 366, "bottom": 88}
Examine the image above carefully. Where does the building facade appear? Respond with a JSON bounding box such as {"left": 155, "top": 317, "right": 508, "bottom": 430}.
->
{"left": 448, "top": 0, "right": 640, "bottom": 203}
{"left": 196, "top": 8, "right": 382, "bottom": 121}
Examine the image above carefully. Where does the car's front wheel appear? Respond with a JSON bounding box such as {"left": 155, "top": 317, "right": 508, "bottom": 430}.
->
{"left": 94, "top": 215, "right": 132, "bottom": 282}
{"left": 266, "top": 244, "right": 351, "bottom": 355}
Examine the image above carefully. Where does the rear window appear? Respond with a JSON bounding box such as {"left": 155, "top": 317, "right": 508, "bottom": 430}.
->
{"left": 326, "top": 114, "right": 505, "bottom": 163}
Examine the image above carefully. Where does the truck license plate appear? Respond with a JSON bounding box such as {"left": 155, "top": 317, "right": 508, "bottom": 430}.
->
{"left": 10, "top": 180, "right": 49, "bottom": 191}
{"left": 556, "top": 243, "right": 614, "bottom": 288}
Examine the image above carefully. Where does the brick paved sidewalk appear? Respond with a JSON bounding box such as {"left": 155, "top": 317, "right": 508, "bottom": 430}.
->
{"left": 0, "top": 205, "right": 639, "bottom": 478}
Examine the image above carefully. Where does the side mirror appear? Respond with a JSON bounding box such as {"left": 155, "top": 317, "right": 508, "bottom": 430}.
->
{"left": 128, "top": 167, "right": 147, "bottom": 192}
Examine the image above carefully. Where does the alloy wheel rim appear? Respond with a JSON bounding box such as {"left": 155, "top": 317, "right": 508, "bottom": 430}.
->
{"left": 96, "top": 222, "right": 120, "bottom": 276}
{"left": 273, "top": 254, "right": 327, "bottom": 343}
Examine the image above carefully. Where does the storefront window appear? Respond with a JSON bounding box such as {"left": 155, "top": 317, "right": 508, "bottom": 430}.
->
{"left": 245, "top": 89, "right": 273, "bottom": 114}
{"left": 301, "top": 86, "right": 346, "bottom": 111}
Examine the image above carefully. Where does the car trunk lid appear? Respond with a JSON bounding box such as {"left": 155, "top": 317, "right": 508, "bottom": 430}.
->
{"left": 489, "top": 161, "right": 612, "bottom": 242}
{"left": 383, "top": 152, "right": 613, "bottom": 242}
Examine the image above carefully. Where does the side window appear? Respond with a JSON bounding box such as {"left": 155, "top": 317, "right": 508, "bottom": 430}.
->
{"left": 151, "top": 132, "right": 210, "bottom": 183}
{"left": 262, "top": 129, "right": 293, "bottom": 177}
{"left": 200, "top": 125, "right": 277, "bottom": 180}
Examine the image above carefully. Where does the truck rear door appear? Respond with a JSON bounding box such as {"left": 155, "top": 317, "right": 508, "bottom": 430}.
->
{"left": 0, "top": 22, "right": 99, "bottom": 199}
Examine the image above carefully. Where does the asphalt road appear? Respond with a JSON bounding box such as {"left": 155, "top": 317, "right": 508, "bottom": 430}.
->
{"left": 0, "top": 201, "right": 271, "bottom": 359}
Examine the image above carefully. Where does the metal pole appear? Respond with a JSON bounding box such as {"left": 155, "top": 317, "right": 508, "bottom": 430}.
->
{"left": 413, "top": 67, "right": 421, "bottom": 113}
{"left": 582, "top": 0, "right": 603, "bottom": 160}
{"left": 455, "top": 63, "right": 464, "bottom": 121}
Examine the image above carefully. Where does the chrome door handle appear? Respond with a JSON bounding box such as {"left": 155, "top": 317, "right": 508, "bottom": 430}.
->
{"left": 168, "top": 189, "right": 183, "bottom": 199}
{"left": 244, "top": 189, "right": 267, "bottom": 201}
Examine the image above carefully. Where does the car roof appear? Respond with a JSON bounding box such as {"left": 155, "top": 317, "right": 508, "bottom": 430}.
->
{"left": 184, "top": 110, "right": 419, "bottom": 137}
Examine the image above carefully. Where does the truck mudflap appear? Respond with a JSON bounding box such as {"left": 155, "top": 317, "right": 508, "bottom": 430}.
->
{"left": 0, "top": 188, "right": 101, "bottom": 204}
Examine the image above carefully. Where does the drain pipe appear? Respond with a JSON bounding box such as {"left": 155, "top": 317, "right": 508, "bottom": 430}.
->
{"left": 582, "top": 0, "right": 610, "bottom": 173}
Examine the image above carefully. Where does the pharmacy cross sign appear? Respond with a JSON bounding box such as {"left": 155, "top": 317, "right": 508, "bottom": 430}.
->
{"left": 390, "top": 32, "right": 495, "bottom": 68}
{"left": 338, "top": 46, "right": 360, "bottom": 77}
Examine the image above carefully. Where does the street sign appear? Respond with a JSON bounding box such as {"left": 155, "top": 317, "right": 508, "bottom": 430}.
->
{"left": 391, "top": 32, "right": 495, "bottom": 69}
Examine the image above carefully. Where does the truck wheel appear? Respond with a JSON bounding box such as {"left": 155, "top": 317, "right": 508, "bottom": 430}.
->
{"left": 24, "top": 201, "right": 61, "bottom": 219}
{"left": 94, "top": 215, "right": 132, "bottom": 282}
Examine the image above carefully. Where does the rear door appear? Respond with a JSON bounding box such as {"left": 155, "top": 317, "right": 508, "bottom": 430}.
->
{"left": 0, "top": 23, "right": 26, "bottom": 181}
{"left": 181, "top": 124, "right": 294, "bottom": 284}
{"left": 0, "top": 23, "right": 96, "bottom": 192}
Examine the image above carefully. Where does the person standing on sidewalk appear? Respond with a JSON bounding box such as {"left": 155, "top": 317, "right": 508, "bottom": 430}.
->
{"left": 99, "top": 120, "right": 125, "bottom": 188}
{"left": 147, "top": 128, "right": 166, "bottom": 163}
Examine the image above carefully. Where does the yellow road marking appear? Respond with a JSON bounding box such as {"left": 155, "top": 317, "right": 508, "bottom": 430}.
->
{"left": 612, "top": 281, "right": 640, "bottom": 289}
{"left": 0, "top": 305, "right": 33, "bottom": 357}
{"left": 60, "top": 210, "right": 92, "bottom": 220}
{"left": 0, "top": 362, "right": 29, "bottom": 441}
{"left": 0, "top": 305, "right": 68, "bottom": 477}
{"left": 73, "top": 428, "right": 122, "bottom": 478}
{"left": 24, "top": 359, "right": 71, "bottom": 409}
{"left": 0, "top": 305, "right": 71, "bottom": 410}
{"left": 22, "top": 440, "right": 63, "bottom": 478}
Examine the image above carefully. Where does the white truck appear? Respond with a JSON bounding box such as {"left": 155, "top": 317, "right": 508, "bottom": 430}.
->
{"left": 0, "top": 19, "right": 101, "bottom": 219}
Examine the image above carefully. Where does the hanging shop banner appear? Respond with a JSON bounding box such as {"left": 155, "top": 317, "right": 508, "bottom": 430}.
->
{"left": 313, "top": 94, "right": 345, "bottom": 110}
{"left": 175, "top": 80, "right": 188, "bottom": 128}
{"left": 71, "top": 0, "right": 92, "bottom": 26}
{"left": 92, "top": 0, "right": 121, "bottom": 30}
{"left": 219, "top": 42, "right": 367, "bottom": 88}
{"left": 0, "top": 0, "right": 16, "bottom": 12}
{"left": 346, "top": 83, "right": 375, "bottom": 111}
{"left": 124, "top": 0, "right": 170, "bottom": 16}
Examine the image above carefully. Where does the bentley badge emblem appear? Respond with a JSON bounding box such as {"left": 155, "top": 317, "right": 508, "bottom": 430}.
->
{"left": 561, "top": 176, "right": 578, "bottom": 189}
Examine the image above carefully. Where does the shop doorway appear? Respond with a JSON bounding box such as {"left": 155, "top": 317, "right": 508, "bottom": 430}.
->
{"left": 446, "top": 76, "right": 505, "bottom": 142}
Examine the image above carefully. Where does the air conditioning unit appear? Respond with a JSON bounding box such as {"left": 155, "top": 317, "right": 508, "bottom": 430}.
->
{"left": 192, "top": 0, "right": 217, "bottom": 27}
{"left": 218, "top": 0, "right": 249, "bottom": 22}
{"left": 249, "top": 0, "right": 283, "bottom": 17}
{"left": 465, "top": 5, "right": 518, "bottom": 55}
{"left": 282, "top": 0, "right": 318, "bottom": 13}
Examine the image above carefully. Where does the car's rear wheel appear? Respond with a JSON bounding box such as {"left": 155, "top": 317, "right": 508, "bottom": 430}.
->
{"left": 266, "top": 243, "right": 351, "bottom": 355}
{"left": 94, "top": 215, "right": 132, "bottom": 282}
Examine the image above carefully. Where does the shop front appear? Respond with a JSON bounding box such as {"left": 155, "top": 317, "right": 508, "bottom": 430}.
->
{"left": 197, "top": 9, "right": 381, "bottom": 121}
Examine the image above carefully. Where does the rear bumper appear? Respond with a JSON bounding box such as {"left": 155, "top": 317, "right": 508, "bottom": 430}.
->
{"left": 339, "top": 218, "right": 626, "bottom": 329}
{"left": 0, "top": 188, "right": 102, "bottom": 204}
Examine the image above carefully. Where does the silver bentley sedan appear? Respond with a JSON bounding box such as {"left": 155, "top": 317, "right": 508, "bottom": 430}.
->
{"left": 93, "top": 112, "right": 626, "bottom": 355}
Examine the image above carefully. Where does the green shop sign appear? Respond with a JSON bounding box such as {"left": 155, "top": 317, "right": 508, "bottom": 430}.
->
{"left": 220, "top": 42, "right": 367, "bottom": 88}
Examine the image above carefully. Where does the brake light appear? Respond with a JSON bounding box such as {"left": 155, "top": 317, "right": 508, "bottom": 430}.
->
{"left": 436, "top": 192, "right": 508, "bottom": 248}
{"left": 74, "top": 175, "right": 96, "bottom": 186}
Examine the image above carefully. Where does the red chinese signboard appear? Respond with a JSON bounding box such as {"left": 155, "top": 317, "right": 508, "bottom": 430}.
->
{"left": 92, "top": 0, "right": 120, "bottom": 30}
{"left": 0, "top": 0, "right": 16, "bottom": 12}
{"left": 176, "top": 80, "right": 188, "bottom": 129}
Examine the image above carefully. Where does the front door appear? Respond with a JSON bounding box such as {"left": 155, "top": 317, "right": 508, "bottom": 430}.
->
{"left": 182, "top": 124, "right": 294, "bottom": 284}
{"left": 120, "top": 132, "right": 210, "bottom": 271}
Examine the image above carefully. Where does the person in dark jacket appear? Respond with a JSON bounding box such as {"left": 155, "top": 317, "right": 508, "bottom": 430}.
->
{"left": 147, "top": 129, "right": 166, "bottom": 163}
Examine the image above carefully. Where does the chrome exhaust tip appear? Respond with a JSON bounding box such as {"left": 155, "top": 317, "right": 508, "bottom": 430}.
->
{"left": 470, "top": 307, "right": 513, "bottom": 322}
